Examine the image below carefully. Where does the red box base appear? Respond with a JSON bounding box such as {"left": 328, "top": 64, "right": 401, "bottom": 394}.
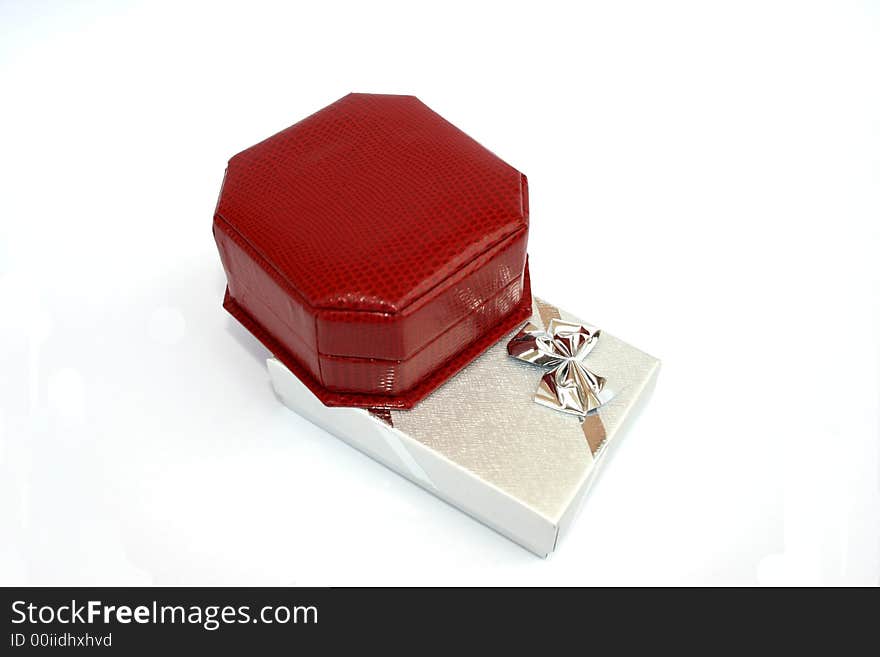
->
{"left": 223, "top": 267, "right": 532, "bottom": 409}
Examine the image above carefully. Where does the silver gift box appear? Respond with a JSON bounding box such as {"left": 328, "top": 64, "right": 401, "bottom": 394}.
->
{"left": 267, "top": 296, "right": 659, "bottom": 557}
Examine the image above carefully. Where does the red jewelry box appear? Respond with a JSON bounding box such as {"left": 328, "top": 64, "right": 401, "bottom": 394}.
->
{"left": 214, "top": 93, "right": 532, "bottom": 408}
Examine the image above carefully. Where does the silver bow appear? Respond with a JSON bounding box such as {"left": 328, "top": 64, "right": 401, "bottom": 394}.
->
{"left": 507, "top": 319, "right": 614, "bottom": 417}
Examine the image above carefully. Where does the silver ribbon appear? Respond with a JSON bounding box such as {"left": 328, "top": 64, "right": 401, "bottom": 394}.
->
{"left": 507, "top": 318, "right": 614, "bottom": 417}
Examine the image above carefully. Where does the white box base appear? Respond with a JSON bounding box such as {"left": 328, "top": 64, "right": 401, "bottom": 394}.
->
{"left": 268, "top": 297, "right": 659, "bottom": 557}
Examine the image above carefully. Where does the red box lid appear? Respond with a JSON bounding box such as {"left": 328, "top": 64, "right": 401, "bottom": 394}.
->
{"left": 214, "top": 93, "right": 532, "bottom": 408}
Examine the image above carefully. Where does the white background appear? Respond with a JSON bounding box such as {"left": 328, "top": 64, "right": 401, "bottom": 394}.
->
{"left": 1, "top": 1, "right": 877, "bottom": 586}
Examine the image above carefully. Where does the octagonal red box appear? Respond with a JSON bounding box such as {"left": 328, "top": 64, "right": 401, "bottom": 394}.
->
{"left": 214, "top": 93, "right": 532, "bottom": 408}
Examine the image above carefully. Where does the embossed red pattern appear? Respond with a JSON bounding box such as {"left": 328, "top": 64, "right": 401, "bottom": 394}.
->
{"left": 214, "top": 93, "right": 531, "bottom": 408}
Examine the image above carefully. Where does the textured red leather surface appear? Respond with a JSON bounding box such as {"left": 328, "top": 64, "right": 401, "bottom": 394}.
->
{"left": 214, "top": 93, "right": 531, "bottom": 408}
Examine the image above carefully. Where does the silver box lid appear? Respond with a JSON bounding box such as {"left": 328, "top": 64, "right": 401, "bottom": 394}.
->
{"left": 268, "top": 296, "right": 659, "bottom": 557}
